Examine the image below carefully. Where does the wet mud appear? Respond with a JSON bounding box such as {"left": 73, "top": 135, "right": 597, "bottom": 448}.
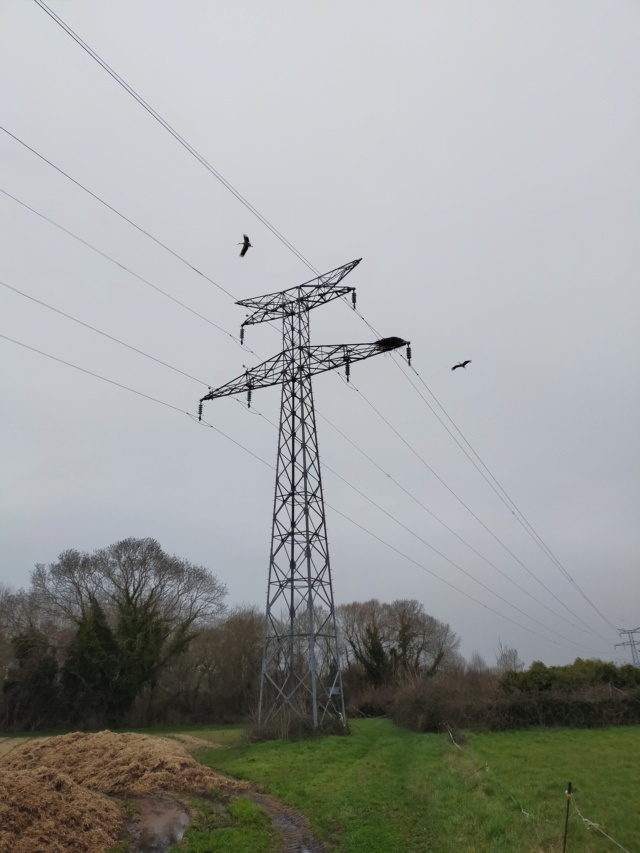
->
{"left": 250, "top": 792, "right": 326, "bottom": 853}
{"left": 127, "top": 794, "right": 190, "bottom": 853}
{"left": 123, "top": 789, "right": 325, "bottom": 853}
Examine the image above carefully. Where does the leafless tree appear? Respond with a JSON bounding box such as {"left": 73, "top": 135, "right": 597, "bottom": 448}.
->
{"left": 494, "top": 639, "right": 525, "bottom": 673}
{"left": 337, "top": 598, "right": 460, "bottom": 685}
{"left": 31, "top": 538, "right": 227, "bottom": 630}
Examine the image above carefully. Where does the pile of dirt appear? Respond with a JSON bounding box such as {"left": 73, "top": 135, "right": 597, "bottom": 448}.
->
{"left": 2, "top": 730, "right": 249, "bottom": 796}
{"left": 0, "top": 767, "right": 123, "bottom": 853}
{"left": 1, "top": 730, "right": 249, "bottom": 853}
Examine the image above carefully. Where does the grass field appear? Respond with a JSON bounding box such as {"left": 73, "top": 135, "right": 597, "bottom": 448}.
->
{"left": 181, "top": 719, "right": 639, "bottom": 853}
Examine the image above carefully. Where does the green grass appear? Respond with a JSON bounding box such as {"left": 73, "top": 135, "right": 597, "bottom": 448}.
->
{"left": 171, "top": 796, "right": 277, "bottom": 853}
{"left": 190, "top": 719, "right": 640, "bottom": 853}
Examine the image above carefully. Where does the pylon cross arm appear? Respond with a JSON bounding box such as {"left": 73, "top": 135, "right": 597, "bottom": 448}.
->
{"left": 200, "top": 339, "right": 408, "bottom": 402}
{"left": 237, "top": 259, "right": 361, "bottom": 325}
{"left": 200, "top": 351, "right": 287, "bottom": 401}
{"left": 308, "top": 339, "right": 408, "bottom": 376}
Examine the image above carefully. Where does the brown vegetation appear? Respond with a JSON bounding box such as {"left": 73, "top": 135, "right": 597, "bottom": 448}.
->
{"left": 0, "top": 768, "right": 123, "bottom": 853}
{"left": 0, "top": 730, "right": 248, "bottom": 853}
{"left": 3, "top": 730, "right": 248, "bottom": 796}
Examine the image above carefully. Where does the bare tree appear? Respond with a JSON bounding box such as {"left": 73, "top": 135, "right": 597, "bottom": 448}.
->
{"left": 31, "top": 538, "right": 226, "bottom": 630}
{"left": 337, "top": 598, "right": 460, "bottom": 685}
{"left": 494, "top": 639, "right": 525, "bottom": 673}
{"left": 467, "top": 651, "right": 490, "bottom": 673}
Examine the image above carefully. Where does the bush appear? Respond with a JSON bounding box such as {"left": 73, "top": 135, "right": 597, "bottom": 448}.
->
{"left": 390, "top": 671, "right": 498, "bottom": 732}
{"left": 389, "top": 672, "right": 640, "bottom": 733}
{"left": 345, "top": 684, "right": 396, "bottom": 718}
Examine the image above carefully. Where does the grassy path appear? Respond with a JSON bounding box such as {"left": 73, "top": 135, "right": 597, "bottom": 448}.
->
{"left": 192, "top": 719, "right": 640, "bottom": 853}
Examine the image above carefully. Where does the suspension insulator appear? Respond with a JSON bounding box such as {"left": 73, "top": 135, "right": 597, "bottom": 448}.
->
{"left": 345, "top": 360, "right": 351, "bottom": 383}
{"left": 406, "top": 344, "right": 412, "bottom": 366}
{"left": 198, "top": 402, "right": 203, "bottom": 422}
{"left": 351, "top": 291, "right": 357, "bottom": 309}
{"left": 240, "top": 326, "right": 245, "bottom": 344}
{"left": 247, "top": 388, "right": 252, "bottom": 408}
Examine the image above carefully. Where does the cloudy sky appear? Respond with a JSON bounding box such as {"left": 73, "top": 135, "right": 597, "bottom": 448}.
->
{"left": 1, "top": 0, "right": 638, "bottom": 667}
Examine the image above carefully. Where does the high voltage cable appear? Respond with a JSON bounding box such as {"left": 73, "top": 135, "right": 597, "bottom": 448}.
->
{"left": 32, "top": 0, "right": 319, "bottom": 275}
{"left": 3, "top": 156, "right": 614, "bottom": 644}
{"left": 0, "top": 278, "right": 210, "bottom": 387}
{"left": 325, "top": 502, "right": 603, "bottom": 655}
{"left": 339, "top": 298, "right": 617, "bottom": 639}
{"left": 0, "top": 330, "right": 603, "bottom": 657}
{"left": 23, "top": 1, "right": 616, "bottom": 636}
{"left": 3, "top": 34, "right": 614, "bottom": 637}
{"left": 1, "top": 265, "right": 600, "bottom": 648}
{"left": 0, "top": 332, "right": 269, "bottom": 466}
{"left": 342, "top": 284, "right": 617, "bottom": 638}
{"left": 0, "top": 125, "right": 236, "bottom": 301}
{"left": 315, "top": 412, "right": 601, "bottom": 639}
{"left": 0, "top": 332, "right": 190, "bottom": 416}
{"left": 0, "top": 186, "right": 244, "bottom": 347}
{"left": 3, "top": 253, "right": 597, "bottom": 645}
{"left": 2, "top": 174, "right": 613, "bottom": 643}
{"left": 231, "top": 404, "right": 602, "bottom": 653}
{"left": 343, "top": 377, "right": 612, "bottom": 643}
{"left": 405, "top": 360, "right": 619, "bottom": 633}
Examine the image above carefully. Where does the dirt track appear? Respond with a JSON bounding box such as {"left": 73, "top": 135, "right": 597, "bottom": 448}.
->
{"left": 250, "top": 792, "right": 326, "bottom": 853}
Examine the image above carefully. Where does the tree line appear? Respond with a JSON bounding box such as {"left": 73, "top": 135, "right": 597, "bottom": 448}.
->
{"left": 2, "top": 538, "right": 637, "bottom": 732}
{"left": 0, "top": 538, "right": 461, "bottom": 731}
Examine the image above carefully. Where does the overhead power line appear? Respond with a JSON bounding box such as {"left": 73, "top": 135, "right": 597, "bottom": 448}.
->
{"left": 0, "top": 330, "right": 603, "bottom": 658}
{"left": 0, "top": 125, "right": 236, "bottom": 301}
{"left": 33, "top": 0, "right": 319, "bottom": 275}
{"left": 16, "top": 7, "right": 617, "bottom": 641}
{"left": 341, "top": 295, "right": 618, "bottom": 639}
{"left": 0, "top": 186, "right": 243, "bottom": 346}
{"left": 2, "top": 257, "right": 601, "bottom": 648}
{"left": 4, "top": 162, "right": 613, "bottom": 643}
{"left": 239, "top": 404, "right": 598, "bottom": 651}
{"left": 316, "top": 412, "right": 603, "bottom": 639}
{"left": 0, "top": 331, "right": 270, "bottom": 466}
{"left": 0, "top": 278, "right": 210, "bottom": 387}
{"left": 405, "top": 360, "right": 619, "bottom": 633}
{"left": 344, "top": 377, "right": 611, "bottom": 644}
{"left": 1, "top": 265, "right": 602, "bottom": 650}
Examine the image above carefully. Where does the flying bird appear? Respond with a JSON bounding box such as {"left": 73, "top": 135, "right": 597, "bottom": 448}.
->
{"left": 238, "top": 234, "right": 252, "bottom": 257}
{"left": 451, "top": 360, "right": 472, "bottom": 371}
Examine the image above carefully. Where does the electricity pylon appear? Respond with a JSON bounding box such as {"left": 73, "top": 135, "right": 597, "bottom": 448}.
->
{"left": 199, "top": 258, "right": 409, "bottom": 727}
{"left": 615, "top": 627, "right": 640, "bottom": 666}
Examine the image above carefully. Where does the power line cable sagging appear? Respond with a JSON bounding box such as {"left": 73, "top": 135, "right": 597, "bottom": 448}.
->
{"left": 0, "top": 327, "right": 613, "bottom": 659}
{"left": 20, "top": 1, "right": 619, "bottom": 647}
{"left": 32, "top": 0, "right": 319, "bottom": 275}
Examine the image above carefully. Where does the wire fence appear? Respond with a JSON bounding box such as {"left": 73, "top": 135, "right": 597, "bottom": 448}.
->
{"left": 442, "top": 722, "right": 634, "bottom": 852}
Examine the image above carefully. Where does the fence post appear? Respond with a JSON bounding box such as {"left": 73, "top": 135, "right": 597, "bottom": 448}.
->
{"left": 562, "top": 781, "right": 572, "bottom": 853}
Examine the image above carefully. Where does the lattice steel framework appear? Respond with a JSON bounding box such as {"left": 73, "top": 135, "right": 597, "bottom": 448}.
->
{"left": 616, "top": 627, "right": 640, "bottom": 666}
{"left": 200, "top": 259, "right": 408, "bottom": 727}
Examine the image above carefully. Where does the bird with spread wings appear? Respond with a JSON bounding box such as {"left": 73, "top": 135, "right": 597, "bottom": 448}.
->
{"left": 451, "top": 360, "right": 471, "bottom": 371}
{"left": 238, "top": 234, "right": 252, "bottom": 257}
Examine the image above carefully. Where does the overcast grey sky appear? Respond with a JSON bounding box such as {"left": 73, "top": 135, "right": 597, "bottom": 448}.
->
{"left": 1, "top": 0, "right": 638, "bottom": 667}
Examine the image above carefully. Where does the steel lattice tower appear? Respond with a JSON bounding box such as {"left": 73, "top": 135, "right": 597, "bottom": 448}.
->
{"left": 200, "top": 259, "right": 409, "bottom": 727}
{"left": 616, "top": 628, "right": 640, "bottom": 666}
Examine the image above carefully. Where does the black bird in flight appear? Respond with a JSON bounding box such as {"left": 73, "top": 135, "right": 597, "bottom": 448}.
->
{"left": 238, "top": 234, "right": 252, "bottom": 257}
{"left": 451, "top": 360, "right": 472, "bottom": 371}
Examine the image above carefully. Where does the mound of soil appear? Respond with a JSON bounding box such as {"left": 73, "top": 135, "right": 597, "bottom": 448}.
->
{"left": 0, "top": 767, "right": 123, "bottom": 853}
{"left": 1, "top": 730, "right": 249, "bottom": 853}
{"left": 2, "top": 730, "right": 248, "bottom": 796}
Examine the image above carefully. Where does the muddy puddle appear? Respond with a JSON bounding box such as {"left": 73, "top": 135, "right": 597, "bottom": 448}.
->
{"left": 127, "top": 794, "right": 190, "bottom": 853}
{"left": 123, "top": 787, "right": 325, "bottom": 853}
